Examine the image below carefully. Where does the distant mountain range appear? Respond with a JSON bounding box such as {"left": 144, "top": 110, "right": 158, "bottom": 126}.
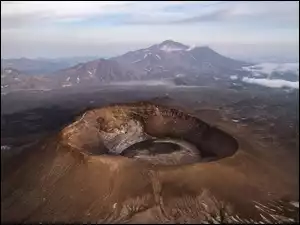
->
{"left": 47, "top": 40, "right": 251, "bottom": 89}
{"left": 1, "top": 40, "right": 299, "bottom": 93}
{"left": 1, "top": 56, "right": 98, "bottom": 75}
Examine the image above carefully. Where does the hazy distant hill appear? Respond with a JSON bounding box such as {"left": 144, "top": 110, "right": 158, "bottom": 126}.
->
{"left": 1, "top": 56, "right": 98, "bottom": 75}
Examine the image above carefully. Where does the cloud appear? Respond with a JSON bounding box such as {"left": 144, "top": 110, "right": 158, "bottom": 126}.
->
{"left": 242, "top": 77, "right": 299, "bottom": 89}
{"left": 2, "top": 1, "right": 298, "bottom": 28}
{"left": 1, "top": 1, "right": 195, "bottom": 28}
{"left": 1, "top": 1, "right": 298, "bottom": 58}
{"left": 242, "top": 63, "right": 299, "bottom": 76}
{"left": 1, "top": 1, "right": 133, "bottom": 29}
{"left": 174, "top": 8, "right": 230, "bottom": 24}
{"left": 172, "top": 1, "right": 299, "bottom": 24}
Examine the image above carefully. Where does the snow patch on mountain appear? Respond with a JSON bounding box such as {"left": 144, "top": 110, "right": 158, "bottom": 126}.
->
{"left": 186, "top": 45, "right": 196, "bottom": 51}
{"left": 87, "top": 70, "right": 95, "bottom": 78}
{"left": 1, "top": 145, "right": 11, "bottom": 151}
{"left": 144, "top": 68, "right": 152, "bottom": 72}
{"left": 62, "top": 84, "right": 72, "bottom": 88}
{"left": 160, "top": 45, "right": 186, "bottom": 52}
{"left": 144, "top": 52, "right": 152, "bottom": 59}
{"left": 132, "top": 59, "right": 142, "bottom": 64}
{"left": 290, "top": 201, "right": 299, "bottom": 208}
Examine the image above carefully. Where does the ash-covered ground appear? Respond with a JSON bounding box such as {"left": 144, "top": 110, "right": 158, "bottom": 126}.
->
{"left": 1, "top": 85, "right": 299, "bottom": 223}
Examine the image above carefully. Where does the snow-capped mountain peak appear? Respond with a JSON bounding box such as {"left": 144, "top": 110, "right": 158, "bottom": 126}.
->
{"left": 186, "top": 45, "right": 196, "bottom": 51}
{"left": 157, "top": 40, "right": 189, "bottom": 52}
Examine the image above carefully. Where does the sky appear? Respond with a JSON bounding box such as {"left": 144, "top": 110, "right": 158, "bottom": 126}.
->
{"left": 1, "top": 1, "right": 299, "bottom": 62}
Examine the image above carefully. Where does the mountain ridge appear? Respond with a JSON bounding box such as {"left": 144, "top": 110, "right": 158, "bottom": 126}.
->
{"left": 2, "top": 40, "right": 255, "bottom": 90}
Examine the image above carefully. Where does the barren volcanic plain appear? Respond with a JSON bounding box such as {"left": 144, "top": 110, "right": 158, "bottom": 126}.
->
{"left": 1, "top": 85, "right": 299, "bottom": 223}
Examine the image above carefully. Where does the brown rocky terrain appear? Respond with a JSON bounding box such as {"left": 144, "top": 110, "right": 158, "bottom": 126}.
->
{"left": 60, "top": 102, "right": 238, "bottom": 164}
{"left": 1, "top": 87, "right": 299, "bottom": 223}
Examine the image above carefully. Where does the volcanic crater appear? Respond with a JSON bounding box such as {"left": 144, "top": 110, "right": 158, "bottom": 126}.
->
{"left": 61, "top": 102, "right": 239, "bottom": 166}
